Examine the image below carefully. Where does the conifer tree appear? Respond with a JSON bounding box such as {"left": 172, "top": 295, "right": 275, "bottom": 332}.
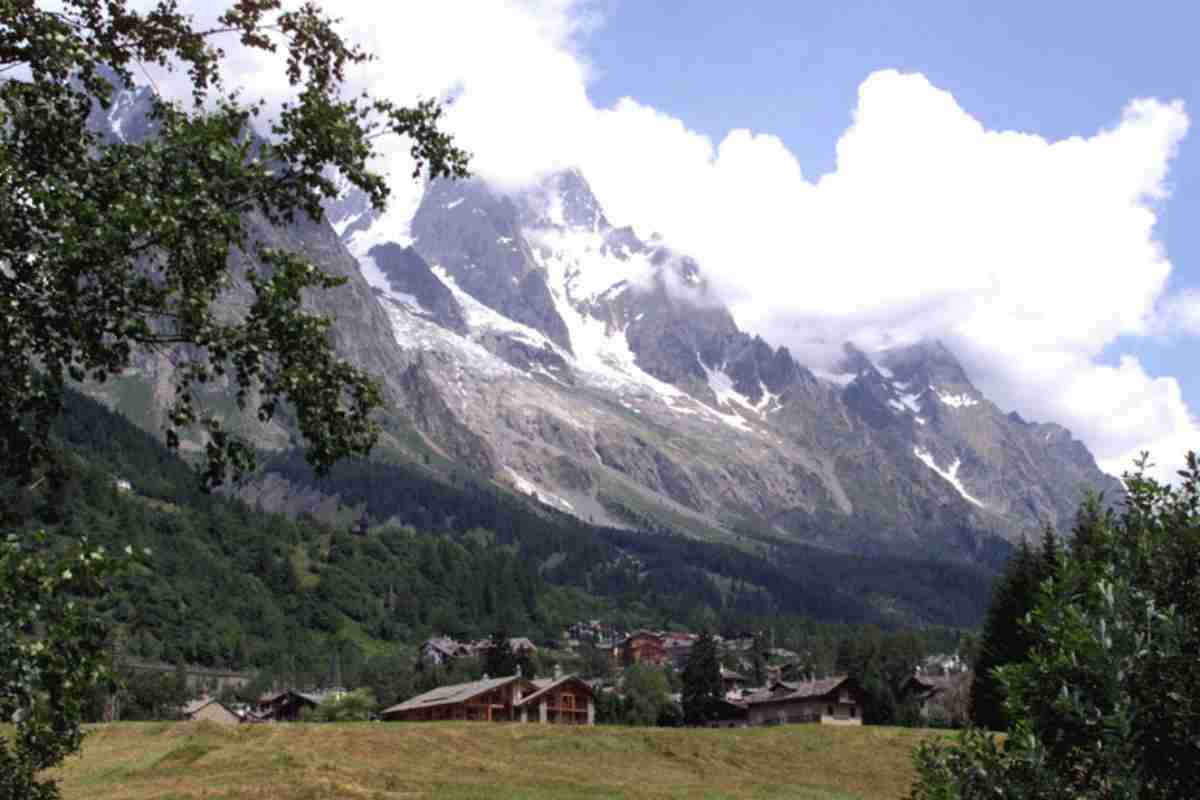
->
{"left": 968, "top": 533, "right": 1056, "bottom": 730}
{"left": 681, "top": 631, "right": 723, "bottom": 725}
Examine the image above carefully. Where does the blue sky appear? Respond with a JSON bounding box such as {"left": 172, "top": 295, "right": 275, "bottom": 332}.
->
{"left": 584, "top": 0, "right": 1200, "bottom": 398}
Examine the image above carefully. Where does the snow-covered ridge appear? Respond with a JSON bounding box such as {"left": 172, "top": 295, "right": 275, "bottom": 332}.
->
{"left": 913, "top": 447, "right": 985, "bottom": 507}
{"left": 937, "top": 391, "right": 979, "bottom": 408}
{"left": 431, "top": 265, "right": 556, "bottom": 352}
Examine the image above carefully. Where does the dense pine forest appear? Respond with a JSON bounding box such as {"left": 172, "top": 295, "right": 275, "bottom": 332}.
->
{"left": 1, "top": 389, "right": 992, "bottom": 686}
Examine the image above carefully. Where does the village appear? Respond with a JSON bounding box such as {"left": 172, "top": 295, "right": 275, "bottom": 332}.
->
{"left": 170, "top": 622, "right": 972, "bottom": 731}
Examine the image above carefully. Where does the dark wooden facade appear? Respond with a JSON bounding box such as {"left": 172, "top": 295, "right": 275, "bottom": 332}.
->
{"left": 381, "top": 674, "right": 595, "bottom": 725}
{"left": 619, "top": 631, "right": 668, "bottom": 667}
{"left": 745, "top": 676, "right": 866, "bottom": 726}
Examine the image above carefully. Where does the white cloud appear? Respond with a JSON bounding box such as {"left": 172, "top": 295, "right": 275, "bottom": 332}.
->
{"left": 160, "top": 1, "right": 1198, "bottom": 480}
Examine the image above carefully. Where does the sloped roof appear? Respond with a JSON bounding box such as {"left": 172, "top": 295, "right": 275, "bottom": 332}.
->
{"left": 182, "top": 698, "right": 213, "bottom": 715}
{"left": 422, "top": 637, "right": 464, "bottom": 656}
{"left": 182, "top": 697, "right": 235, "bottom": 717}
{"left": 515, "top": 675, "right": 593, "bottom": 707}
{"left": 744, "top": 675, "right": 856, "bottom": 705}
{"left": 381, "top": 675, "right": 524, "bottom": 715}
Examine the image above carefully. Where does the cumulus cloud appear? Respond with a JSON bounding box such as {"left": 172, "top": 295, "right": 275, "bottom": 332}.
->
{"left": 161, "top": 1, "right": 1197, "bottom": 479}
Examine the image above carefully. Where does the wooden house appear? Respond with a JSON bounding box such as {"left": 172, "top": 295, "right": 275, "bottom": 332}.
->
{"left": 618, "top": 631, "right": 668, "bottom": 667}
{"left": 420, "top": 637, "right": 472, "bottom": 666}
{"left": 744, "top": 676, "right": 866, "bottom": 726}
{"left": 255, "top": 689, "right": 323, "bottom": 722}
{"left": 518, "top": 675, "right": 595, "bottom": 725}
{"left": 181, "top": 697, "right": 240, "bottom": 725}
{"left": 380, "top": 673, "right": 594, "bottom": 725}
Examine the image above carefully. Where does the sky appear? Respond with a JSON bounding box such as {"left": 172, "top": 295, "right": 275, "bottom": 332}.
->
{"left": 149, "top": 0, "right": 1200, "bottom": 480}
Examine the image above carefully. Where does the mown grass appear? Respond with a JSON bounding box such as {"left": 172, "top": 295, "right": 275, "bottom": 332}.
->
{"left": 53, "top": 721, "right": 938, "bottom": 800}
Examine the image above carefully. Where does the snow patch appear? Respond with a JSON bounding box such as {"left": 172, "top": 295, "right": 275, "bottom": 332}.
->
{"left": 869, "top": 357, "right": 893, "bottom": 379}
{"left": 507, "top": 469, "right": 575, "bottom": 512}
{"left": 444, "top": 198, "right": 464, "bottom": 210}
{"left": 937, "top": 391, "right": 979, "bottom": 408}
{"left": 813, "top": 369, "right": 857, "bottom": 387}
{"left": 431, "top": 265, "right": 558, "bottom": 352}
{"left": 913, "top": 447, "right": 985, "bottom": 508}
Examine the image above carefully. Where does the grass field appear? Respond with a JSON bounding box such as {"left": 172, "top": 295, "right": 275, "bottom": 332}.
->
{"left": 53, "top": 721, "right": 938, "bottom": 800}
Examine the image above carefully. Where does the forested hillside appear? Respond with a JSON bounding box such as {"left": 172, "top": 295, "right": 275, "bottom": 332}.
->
{"left": 1, "top": 390, "right": 995, "bottom": 683}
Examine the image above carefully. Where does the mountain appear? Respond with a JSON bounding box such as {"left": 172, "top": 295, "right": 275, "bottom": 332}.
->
{"left": 76, "top": 84, "right": 1119, "bottom": 568}
{"left": 325, "top": 168, "right": 1120, "bottom": 563}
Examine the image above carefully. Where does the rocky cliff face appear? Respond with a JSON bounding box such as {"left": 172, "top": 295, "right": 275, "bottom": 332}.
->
{"left": 327, "top": 168, "right": 1121, "bottom": 562}
{"left": 80, "top": 85, "right": 1120, "bottom": 564}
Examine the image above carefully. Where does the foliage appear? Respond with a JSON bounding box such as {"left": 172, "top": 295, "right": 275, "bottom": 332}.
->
{"left": 595, "top": 664, "right": 675, "bottom": 727}
{"left": 111, "top": 666, "right": 190, "bottom": 722}
{"left": 835, "top": 626, "right": 926, "bottom": 725}
{"left": 0, "top": 533, "right": 121, "bottom": 800}
{"left": 269, "top": 447, "right": 998, "bottom": 631}
{"left": 908, "top": 453, "right": 1200, "bottom": 800}
{"left": 3, "top": 389, "right": 979, "bottom": 705}
{"left": 680, "top": 632, "right": 723, "bottom": 726}
{"left": 305, "top": 689, "right": 377, "bottom": 722}
{"left": 482, "top": 628, "right": 518, "bottom": 677}
{"left": 0, "top": 0, "right": 469, "bottom": 488}
{"left": 969, "top": 528, "right": 1059, "bottom": 730}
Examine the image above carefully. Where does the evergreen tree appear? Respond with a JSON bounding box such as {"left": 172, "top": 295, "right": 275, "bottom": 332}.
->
{"left": 968, "top": 532, "right": 1056, "bottom": 730}
{"left": 483, "top": 628, "right": 517, "bottom": 677}
{"left": 681, "top": 631, "right": 723, "bottom": 726}
{"left": 750, "top": 630, "right": 769, "bottom": 686}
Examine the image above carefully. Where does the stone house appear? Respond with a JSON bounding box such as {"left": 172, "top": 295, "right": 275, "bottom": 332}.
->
{"left": 182, "top": 697, "right": 240, "bottom": 725}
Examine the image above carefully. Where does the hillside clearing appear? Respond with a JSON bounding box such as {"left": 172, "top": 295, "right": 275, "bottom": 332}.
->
{"left": 55, "top": 722, "right": 937, "bottom": 799}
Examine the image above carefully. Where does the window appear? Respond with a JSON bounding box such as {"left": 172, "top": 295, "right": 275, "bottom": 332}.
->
{"left": 827, "top": 704, "right": 834, "bottom": 716}
{"left": 561, "top": 693, "right": 574, "bottom": 709}
{"left": 850, "top": 706, "right": 857, "bottom": 718}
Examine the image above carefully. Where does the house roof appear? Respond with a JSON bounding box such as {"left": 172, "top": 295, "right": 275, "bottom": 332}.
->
{"left": 620, "top": 629, "right": 664, "bottom": 645}
{"left": 422, "top": 637, "right": 465, "bottom": 656}
{"left": 381, "top": 675, "right": 525, "bottom": 715}
{"left": 744, "top": 675, "right": 857, "bottom": 706}
{"left": 515, "top": 675, "right": 593, "bottom": 708}
{"left": 182, "top": 697, "right": 234, "bottom": 717}
{"left": 258, "top": 689, "right": 325, "bottom": 707}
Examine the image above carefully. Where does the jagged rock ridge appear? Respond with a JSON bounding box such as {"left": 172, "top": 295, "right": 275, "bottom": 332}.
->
{"left": 327, "top": 168, "right": 1121, "bottom": 562}
{"left": 75, "top": 82, "right": 1120, "bottom": 564}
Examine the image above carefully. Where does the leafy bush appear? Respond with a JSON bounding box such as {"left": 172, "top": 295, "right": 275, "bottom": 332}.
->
{"left": 908, "top": 454, "right": 1200, "bottom": 800}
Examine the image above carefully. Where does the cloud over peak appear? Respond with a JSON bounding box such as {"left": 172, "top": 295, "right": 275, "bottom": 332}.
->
{"left": 162, "top": 0, "right": 1198, "bottom": 480}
